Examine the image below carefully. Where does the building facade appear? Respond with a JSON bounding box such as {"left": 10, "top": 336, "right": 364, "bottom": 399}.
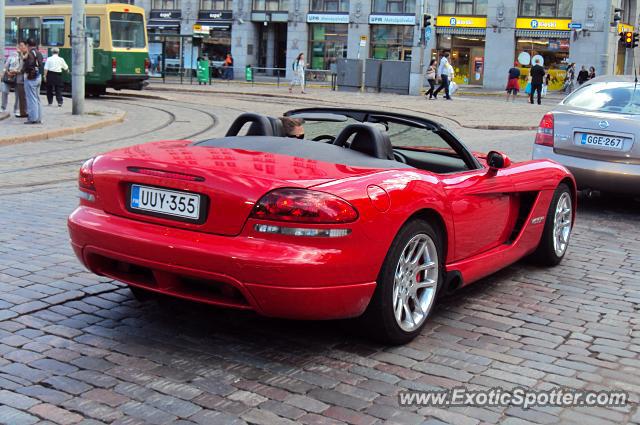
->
{"left": 9, "top": 0, "right": 639, "bottom": 92}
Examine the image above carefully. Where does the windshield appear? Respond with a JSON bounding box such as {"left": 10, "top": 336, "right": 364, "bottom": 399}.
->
{"left": 110, "top": 12, "right": 146, "bottom": 48}
{"left": 563, "top": 82, "right": 640, "bottom": 114}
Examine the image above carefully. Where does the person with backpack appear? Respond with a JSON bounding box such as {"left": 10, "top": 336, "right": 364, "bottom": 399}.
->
{"left": 424, "top": 59, "right": 437, "bottom": 99}
{"left": 289, "top": 52, "right": 306, "bottom": 94}
{"left": 22, "top": 38, "right": 43, "bottom": 124}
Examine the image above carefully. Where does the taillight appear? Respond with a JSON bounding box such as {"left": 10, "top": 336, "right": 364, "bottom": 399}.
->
{"left": 535, "top": 113, "right": 554, "bottom": 147}
{"left": 144, "top": 57, "right": 150, "bottom": 75}
{"left": 112, "top": 58, "right": 117, "bottom": 74}
{"left": 251, "top": 188, "right": 358, "bottom": 224}
{"left": 79, "top": 158, "right": 95, "bottom": 191}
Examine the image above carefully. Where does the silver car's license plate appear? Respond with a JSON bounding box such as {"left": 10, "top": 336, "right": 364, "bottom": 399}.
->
{"left": 578, "top": 133, "right": 624, "bottom": 150}
{"left": 130, "top": 185, "right": 200, "bottom": 220}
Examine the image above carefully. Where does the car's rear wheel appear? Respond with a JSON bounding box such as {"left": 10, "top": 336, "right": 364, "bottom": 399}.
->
{"left": 362, "top": 219, "right": 443, "bottom": 344}
{"left": 531, "top": 183, "right": 573, "bottom": 266}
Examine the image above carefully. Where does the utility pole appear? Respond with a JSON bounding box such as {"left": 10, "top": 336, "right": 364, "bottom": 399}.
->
{"left": 71, "top": 0, "right": 86, "bottom": 115}
{"left": 0, "top": 0, "right": 5, "bottom": 70}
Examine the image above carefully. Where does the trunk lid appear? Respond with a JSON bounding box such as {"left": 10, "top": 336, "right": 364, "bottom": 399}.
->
{"left": 92, "top": 140, "right": 382, "bottom": 235}
{"left": 552, "top": 106, "right": 640, "bottom": 164}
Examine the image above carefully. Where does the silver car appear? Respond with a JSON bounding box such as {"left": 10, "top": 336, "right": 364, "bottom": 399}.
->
{"left": 532, "top": 77, "right": 640, "bottom": 195}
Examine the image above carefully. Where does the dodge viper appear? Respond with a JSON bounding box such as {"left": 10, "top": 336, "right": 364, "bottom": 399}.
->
{"left": 68, "top": 108, "right": 576, "bottom": 344}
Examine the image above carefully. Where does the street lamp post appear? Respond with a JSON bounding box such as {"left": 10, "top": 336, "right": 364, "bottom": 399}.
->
{"left": 0, "top": 0, "right": 5, "bottom": 69}
{"left": 71, "top": 0, "right": 86, "bottom": 115}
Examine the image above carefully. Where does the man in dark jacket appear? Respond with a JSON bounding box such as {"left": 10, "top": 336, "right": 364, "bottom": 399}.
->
{"left": 22, "top": 38, "right": 43, "bottom": 124}
{"left": 529, "top": 61, "right": 545, "bottom": 105}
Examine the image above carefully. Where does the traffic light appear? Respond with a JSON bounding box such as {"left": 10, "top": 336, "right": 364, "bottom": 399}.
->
{"left": 423, "top": 14, "right": 432, "bottom": 28}
{"left": 625, "top": 31, "right": 633, "bottom": 48}
{"left": 634, "top": 32, "right": 639, "bottom": 48}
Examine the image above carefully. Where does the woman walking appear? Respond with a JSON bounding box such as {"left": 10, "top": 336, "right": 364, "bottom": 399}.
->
{"left": 289, "top": 53, "right": 306, "bottom": 94}
{"left": 424, "top": 59, "right": 437, "bottom": 99}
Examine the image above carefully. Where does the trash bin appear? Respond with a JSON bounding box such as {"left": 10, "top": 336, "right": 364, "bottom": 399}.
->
{"left": 245, "top": 65, "right": 253, "bottom": 82}
{"left": 197, "top": 59, "right": 210, "bottom": 85}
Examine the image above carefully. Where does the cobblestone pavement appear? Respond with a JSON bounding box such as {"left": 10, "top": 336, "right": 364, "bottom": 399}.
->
{"left": 1, "top": 93, "right": 639, "bottom": 425}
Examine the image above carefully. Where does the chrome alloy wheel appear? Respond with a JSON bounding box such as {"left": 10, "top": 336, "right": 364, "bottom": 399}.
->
{"left": 553, "top": 192, "right": 572, "bottom": 257}
{"left": 392, "top": 234, "right": 439, "bottom": 332}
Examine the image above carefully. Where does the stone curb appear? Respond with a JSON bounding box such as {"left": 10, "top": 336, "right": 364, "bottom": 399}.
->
{"left": 0, "top": 110, "right": 126, "bottom": 147}
{"left": 147, "top": 85, "right": 538, "bottom": 131}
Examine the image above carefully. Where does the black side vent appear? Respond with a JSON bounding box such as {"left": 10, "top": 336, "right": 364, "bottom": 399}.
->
{"left": 508, "top": 192, "right": 539, "bottom": 243}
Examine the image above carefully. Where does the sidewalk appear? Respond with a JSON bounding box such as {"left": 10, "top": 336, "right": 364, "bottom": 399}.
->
{"left": 0, "top": 101, "right": 125, "bottom": 146}
{"left": 146, "top": 81, "right": 556, "bottom": 130}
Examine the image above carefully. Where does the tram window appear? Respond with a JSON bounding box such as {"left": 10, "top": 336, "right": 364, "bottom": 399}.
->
{"left": 42, "top": 17, "right": 65, "bottom": 46}
{"left": 110, "top": 12, "right": 145, "bottom": 48}
{"left": 86, "top": 17, "right": 101, "bottom": 46}
{"left": 18, "top": 17, "right": 41, "bottom": 45}
{"left": 5, "top": 18, "right": 18, "bottom": 45}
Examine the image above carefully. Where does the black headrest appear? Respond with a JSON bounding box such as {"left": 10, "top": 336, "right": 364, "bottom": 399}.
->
{"left": 268, "top": 116, "right": 285, "bottom": 137}
{"left": 332, "top": 124, "right": 394, "bottom": 160}
{"left": 225, "top": 113, "right": 274, "bottom": 137}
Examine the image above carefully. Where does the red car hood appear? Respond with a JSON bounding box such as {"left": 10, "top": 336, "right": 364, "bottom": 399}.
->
{"left": 92, "top": 140, "right": 387, "bottom": 235}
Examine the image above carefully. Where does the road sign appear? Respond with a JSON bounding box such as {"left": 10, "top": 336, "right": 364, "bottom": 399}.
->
{"left": 359, "top": 35, "right": 367, "bottom": 47}
{"left": 569, "top": 22, "right": 582, "bottom": 29}
{"left": 425, "top": 26, "right": 432, "bottom": 42}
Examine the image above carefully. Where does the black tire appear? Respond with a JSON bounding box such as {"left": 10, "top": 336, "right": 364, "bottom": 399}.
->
{"left": 530, "top": 183, "right": 573, "bottom": 266}
{"left": 361, "top": 219, "right": 444, "bottom": 345}
{"left": 129, "top": 285, "right": 155, "bottom": 302}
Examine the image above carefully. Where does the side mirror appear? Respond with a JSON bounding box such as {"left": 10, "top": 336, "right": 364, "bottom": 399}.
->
{"left": 486, "top": 151, "right": 511, "bottom": 170}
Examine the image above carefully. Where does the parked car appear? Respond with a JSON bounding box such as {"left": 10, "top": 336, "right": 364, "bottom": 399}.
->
{"left": 68, "top": 108, "right": 576, "bottom": 344}
{"left": 532, "top": 76, "right": 640, "bottom": 195}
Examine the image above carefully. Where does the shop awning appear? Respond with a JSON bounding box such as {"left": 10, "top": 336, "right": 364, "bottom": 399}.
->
{"left": 195, "top": 21, "right": 232, "bottom": 30}
{"left": 147, "top": 19, "right": 181, "bottom": 28}
{"left": 515, "top": 29, "right": 570, "bottom": 38}
{"left": 436, "top": 27, "right": 486, "bottom": 36}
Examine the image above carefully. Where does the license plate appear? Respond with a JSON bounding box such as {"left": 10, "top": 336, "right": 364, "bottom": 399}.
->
{"left": 578, "top": 133, "right": 624, "bottom": 150}
{"left": 130, "top": 185, "right": 201, "bottom": 220}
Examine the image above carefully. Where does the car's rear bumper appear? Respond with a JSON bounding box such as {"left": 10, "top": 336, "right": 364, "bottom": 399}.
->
{"left": 533, "top": 145, "right": 640, "bottom": 194}
{"left": 68, "top": 206, "right": 376, "bottom": 320}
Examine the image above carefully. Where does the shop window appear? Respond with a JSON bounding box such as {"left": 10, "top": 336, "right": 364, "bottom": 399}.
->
{"left": 519, "top": 0, "right": 572, "bottom": 18}
{"left": 309, "top": 24, "right": 348, "bottom": 69}
{"left": 439, "top": 0, "right": 487, "bottom": 15}
{"left": 152, "top": 0, "right": 181, "bottom": 9}
{"left": 5, "top": 18, "right": 18, "bottom": 45}
{"left": 41, "top": 17, "right": 65, "bottom": 47}
{"left": 371, "top": 25, "right": 413, "bottom": 60}
{"left": 200, "top": 0, "right": 232, "bottom": 9}
{"left": 253, "top": 0, "right": 289, "bottom": 11}
{"left": 372, "top": 0, "right": 416, "bottom": 14}
{"left": 18, "top": 17, "right": 40, "bottom": 45}
{"left": 310, "top": 0, "right": 349, "bottom": 12}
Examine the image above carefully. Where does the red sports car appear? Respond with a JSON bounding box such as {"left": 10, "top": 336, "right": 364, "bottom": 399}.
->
{"left": 68, "top": 108, "right": 576, "bottom": 344}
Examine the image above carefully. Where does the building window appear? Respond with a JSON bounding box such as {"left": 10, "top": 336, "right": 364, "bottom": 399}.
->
{"left": 309, "top": 24, "right": 348, "bottom": 69}
{"left": 152, "top": 0, "right": 181, "bottom": 9}
{"left": 253, "top": 0, "right": 289, "bottom": 11}
{"left": 519, "top": 0, "right": 572, "bottom": 18}
{"left": 310, "top": 0, "right": 349, "bottom": 12}
{"left": 371, "top": 25, "right": 413, "bottom": 60}
{"left": 440, "top": 0, "right": 487, "bottom": 15}
{"left": 372, "top": 0, "right": 416, "bottom": 14}
{"left": 200, "top": 0, "right": 232, "bottom": 9}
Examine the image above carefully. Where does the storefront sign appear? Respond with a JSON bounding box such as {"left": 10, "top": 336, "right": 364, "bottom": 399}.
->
{"left": 150, "top": 10, "right": 181, "bottom": 20}
{"left": 568, "top": 22, "right": 582, "bottom": 29}
{"left": 515, "top": 18, "right": 571, "bottom": 30}
{"left": 307, "top": 13, "right": 349, "bottom": 24}
{"left": 368, "top": 14, "right": 415, "bottom": 25}
{"left": 618, "top": 23, "right": 634, "bottom": 33}
{"left": 197, "top": 11, "right": 233, "bottom": 21}
{"left": 436, "top": 16, "right": 487, "bottom": 28}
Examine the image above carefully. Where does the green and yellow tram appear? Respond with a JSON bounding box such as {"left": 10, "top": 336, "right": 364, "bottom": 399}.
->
{"left": 6, "top": 4, "right": 149, "bottom": 95}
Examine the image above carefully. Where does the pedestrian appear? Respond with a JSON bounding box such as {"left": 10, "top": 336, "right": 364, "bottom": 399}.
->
{"left": 505, "top": 61, "right": 521, "bottom": 102}
{"left": 433, "top": 52, "right": 452, "bottom": 100}
{"left": 43, "top": 47, "right": 68, "bottom": 107}
{"left": 424, "top": 59, "right": 437, "bottom": 99}
{"left": 289, "top": 52, "right": 306, "bottom": 94}
{"left": 22, "top": 38, "right": 44, "bottom": 124}
{"left": 577, "top": 65, "right": 589, "bottom": 86}
{"left": 1, "top": 45, "right": 24, "bottom": 115}
{"left": 542, "top": 68, "right": 551, "bottom": 97}
{"left": 563, "top": 63, "right": 575, "bottom": 94}
{"left": 588, "top": 66, "right": 596, "bottom": 80}
{"left": 13, "top": 42, "right": 28, "bottom": 118}
{"left": 222, "top": 53, "right": 234, "bottom": 80}
{"left": 529, "top": 60, "right": 545, "bottom": 105}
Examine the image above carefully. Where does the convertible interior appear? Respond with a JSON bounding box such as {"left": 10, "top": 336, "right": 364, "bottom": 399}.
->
{"left": 221, "top": 109, "right": 481, "bottom": 174}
